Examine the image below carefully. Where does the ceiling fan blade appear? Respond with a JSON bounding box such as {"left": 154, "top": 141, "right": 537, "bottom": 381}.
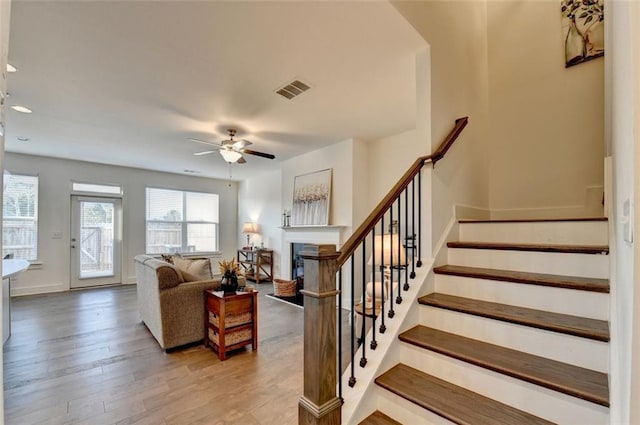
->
{"left": 193, "top": 150, "right": 218, "bottom": 156}
{"left": 237, "top": 156, "right": 247, "bottom": 164}
{"left": 242, "top": 148, "right": 275, "bottom": 159}
{"left": 233, "top": 139, "right": 252, "bottom": 149}
{"left": 188, "top": 137, "right": 220, "bottom": 147}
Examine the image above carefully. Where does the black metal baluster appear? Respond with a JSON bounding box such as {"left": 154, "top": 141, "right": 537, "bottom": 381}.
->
{"left": 370, "top": 230, "right": 377, "bottom": 350}
{"left": 384, "top": 214, "right": 395, "bottom": 319}
{"left": 378, "top": 220, "right": 386, "bottom": 333}
{"left": 417, "top": 168, "right": 423, "bottom": 267}
{"left": 394, "top": 199, "right": 402, "bottom": 305}
{"left": 403, "top": 187, "right": 409, "bottom": 291}
{"left": 348, "top": 257, "right": 356, "bottom": 387}
{"left": 410, "top": 176, "right": 416, "bottom": 279}
{"left": 360, "top": 239, "right": 367, "bottom": 367}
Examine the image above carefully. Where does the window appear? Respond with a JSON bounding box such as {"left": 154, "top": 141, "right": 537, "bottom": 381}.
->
{"left": 3, "top": 174, "right": 38, "bottom": 260}
{"left": 72, "top": 182, "right": 122, "bottom": 196}
{"left": 145, "top": 187, "right": 219, "bottom": 254}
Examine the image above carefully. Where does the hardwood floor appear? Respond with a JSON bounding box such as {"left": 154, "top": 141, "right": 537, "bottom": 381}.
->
{"left": 3, "top": 284, "right": 311, "bottom": 425}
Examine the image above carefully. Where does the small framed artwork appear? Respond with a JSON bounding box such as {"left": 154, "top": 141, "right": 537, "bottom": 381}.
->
{"left": 291, "top": 168, "right": 332, "bottom": 226}
{"left": 561, "top": 0, "right": 604, "bottom": 67}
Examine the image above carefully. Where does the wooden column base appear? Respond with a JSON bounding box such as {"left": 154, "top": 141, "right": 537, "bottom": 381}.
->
{"left": 298, "top": 396, "right": 342, "bottom": 425}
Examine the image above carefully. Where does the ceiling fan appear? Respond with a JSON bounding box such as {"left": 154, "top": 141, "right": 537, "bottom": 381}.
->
{"left": 189, "top": 129, "right": 276, "bottom": 164}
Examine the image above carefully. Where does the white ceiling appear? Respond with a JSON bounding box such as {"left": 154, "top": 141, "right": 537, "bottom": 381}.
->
{"left": 5, "top": 1, "right": 426, "bottom": 181}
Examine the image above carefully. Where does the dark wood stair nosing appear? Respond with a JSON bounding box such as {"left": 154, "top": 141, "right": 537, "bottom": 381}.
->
{"left": 399, "top": 325, "right": 609, "bottom": 407}
{"left": 375, "top": 363, "right": 556, "bottom": 425}
{"left": 418, "top": 293, "right": 610, "bottom": 342}
{"left": 447, "top": 241, "right": 609, "bottom": 255}
{"left": 433, "top": 264, "right": 610, "bottom": 293}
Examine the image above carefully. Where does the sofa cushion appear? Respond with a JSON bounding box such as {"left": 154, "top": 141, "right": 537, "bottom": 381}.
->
{"left": 156, "top": 264, "right": 183, "bottom": 289}
{"left": 173, "top": 257, "right": 213, "bottom": 282}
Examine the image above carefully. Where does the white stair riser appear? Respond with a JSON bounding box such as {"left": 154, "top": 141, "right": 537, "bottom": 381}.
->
{"left": 459, "top": 221, "right": 608, "bottom": 245}
{"left": 399, "top": 344, "right": 610, "bottom": 425}
{"left": 374, "top": 387, "right": 455, "bottom": 425}
{"left": 435, "top": 274, "right": 609, "bottom": 320}
{"left": 448, "top": 248, "right": 609, "bottom": 279}
{"left": 419, "top": 306, "right": 608, "bottom": 372}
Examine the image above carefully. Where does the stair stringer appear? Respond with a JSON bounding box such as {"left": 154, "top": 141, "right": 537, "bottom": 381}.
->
{"left": 342, "top": 215, "right": 459, "bottom": 425}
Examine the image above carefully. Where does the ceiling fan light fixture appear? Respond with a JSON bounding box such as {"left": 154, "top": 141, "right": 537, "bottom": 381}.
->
{"left": 219, "top": 149, "right": 242, "bottom": 163}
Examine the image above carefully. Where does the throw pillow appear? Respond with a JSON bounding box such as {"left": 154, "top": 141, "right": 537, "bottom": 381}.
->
{"left": 160, "top": 253, "right": 182, "bottom": 264}
{"left": 173, "top": 257, "right": 213, "bottom": 282}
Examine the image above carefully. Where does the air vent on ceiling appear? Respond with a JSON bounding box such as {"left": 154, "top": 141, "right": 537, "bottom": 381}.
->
{"left": 276, "top": 79, "right": 311, "bottom": 100}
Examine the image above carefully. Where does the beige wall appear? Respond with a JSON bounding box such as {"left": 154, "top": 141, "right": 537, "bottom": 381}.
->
{"left": 392, "top": 1, "right": 490, "bottom": 249}
{"left": 632, "top": 2, "right": 640, "bottom": 422}
{"left": 5, "top": 153, "right": 239, "bottom": 296}
{"left": 487, "top": 0, "right": 604, "bottom": 218}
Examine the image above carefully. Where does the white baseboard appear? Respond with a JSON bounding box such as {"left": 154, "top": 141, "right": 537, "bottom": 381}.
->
{"left": 11, "top": 283, "right": 68, "bottom": 297}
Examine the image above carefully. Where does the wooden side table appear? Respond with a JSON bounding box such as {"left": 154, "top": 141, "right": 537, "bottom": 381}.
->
{"left": 203, "top": 290, "right": 258, "bottom": 360}
{"left": 237, "top": 249, "right": 273, "bottom": 283}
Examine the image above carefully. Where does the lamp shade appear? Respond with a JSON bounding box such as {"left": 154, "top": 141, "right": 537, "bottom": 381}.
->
{"left": 242, "top": 222, "right": 257, "bottom": 234}
{"left": 366, "top": 279, "right": 400, "bottom": 298}
{"left": 219, "top": 149, "right": 242, "bottom": 163}
{"left": 368, "top": 233, "right": 407, "bottom": 266}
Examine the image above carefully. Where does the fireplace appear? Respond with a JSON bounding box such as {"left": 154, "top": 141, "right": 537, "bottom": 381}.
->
{"left": 291, "top": 243, "right": 305, "bottom": 292}
{"left": 281, "top": 225, "right": 345, "bottom": 300}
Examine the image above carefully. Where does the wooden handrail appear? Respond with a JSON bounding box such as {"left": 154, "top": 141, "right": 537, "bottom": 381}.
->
{"left": 336, "top": 117, "right": 468, "bottom": 267}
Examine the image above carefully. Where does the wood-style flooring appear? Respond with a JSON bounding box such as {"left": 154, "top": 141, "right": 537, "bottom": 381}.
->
{"left": 3, "top": 284, "right": 316, "bottom": 425}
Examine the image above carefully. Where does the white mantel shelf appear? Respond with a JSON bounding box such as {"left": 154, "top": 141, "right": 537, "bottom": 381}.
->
{"left": 279, "top": 225, "right": 345, "bottom": 231}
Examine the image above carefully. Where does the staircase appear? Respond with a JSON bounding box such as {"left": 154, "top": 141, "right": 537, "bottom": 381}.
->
{"left": 359, "top": 217, "right": 610, "bottom": 425}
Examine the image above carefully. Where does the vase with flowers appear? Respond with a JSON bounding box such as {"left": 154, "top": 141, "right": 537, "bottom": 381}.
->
{"left": 219, "top": 258, "right": 242, "bottom": 295}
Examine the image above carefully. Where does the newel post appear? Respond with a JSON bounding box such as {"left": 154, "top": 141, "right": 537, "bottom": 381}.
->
{"left": 299, "top": 244, "right": 342, "bottom": 425}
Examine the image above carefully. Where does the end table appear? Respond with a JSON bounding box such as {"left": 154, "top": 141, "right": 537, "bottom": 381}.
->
{"left": 203, "top": 290, "right": 258, "bottom": 360}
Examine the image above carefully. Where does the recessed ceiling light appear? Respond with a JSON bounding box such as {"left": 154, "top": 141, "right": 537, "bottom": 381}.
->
{"left": 6, "top": 64, "right": 17, "bottom": 73}
{"left": 10, "top": 105, "right": 32, "bottom": 114}
{"left": 17, "top": 137, "right": 29, "bottom": 142}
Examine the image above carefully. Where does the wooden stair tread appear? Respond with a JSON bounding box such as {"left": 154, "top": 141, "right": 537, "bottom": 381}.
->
{"left": 459, "top": 217, "right": 608, "bottom": 224}
{"left": 358, "top": 411, "right": 402, "bottom": 425}
{"left": 418, "top": 293, "right": 610, "bottom": 342}
{"left": 433, "top": 264, "right": 609, "bottom": 293}
{"left": 399, "top": 326, "right": 609, "bottom": 406}
{"left": 375, "top": 364, "right": 556, "bottom": 425}
{"left": 447, "top": 241, "right": 609, "bottom": 254}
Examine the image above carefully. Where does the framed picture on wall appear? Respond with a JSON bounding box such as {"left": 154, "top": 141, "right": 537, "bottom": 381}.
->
{"left": 291, "top": 168, "right": 332, "bottom": 226}
{"left": 561, "top": 0, "right": 604, "bottom": 67}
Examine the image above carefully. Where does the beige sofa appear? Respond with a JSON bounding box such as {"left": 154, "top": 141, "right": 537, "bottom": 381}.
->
{"left": 134, "top": 254, "right": 244, "bottom": 350}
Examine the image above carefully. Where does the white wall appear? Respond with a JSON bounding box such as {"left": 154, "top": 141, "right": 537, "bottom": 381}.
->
{"left": 0, "top": 0, "right": 11, "bottom": 421}
{"left": 487, "top": 1, "right": 604, "bottom": 219}
{"left": 237, "top": 168, "right": 282, "bottom": 276}
{"left": 608, "top": 1, "right": 639, "bottom": 423}
{"left": 630, "top": 3, "right": 640, "bottom": 422}
{"left": 5, "top": 152, "right": 239, "bottom": 296}
{"left": 392, "top": 1, "right": 490, "bottom": 250}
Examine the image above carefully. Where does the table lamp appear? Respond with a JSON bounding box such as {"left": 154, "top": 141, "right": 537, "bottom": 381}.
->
{"left": 366, "top": 233, "right": 407, "bottom": 299}
{"left": 242, "top": 222, "right": 258, "bottom": 249}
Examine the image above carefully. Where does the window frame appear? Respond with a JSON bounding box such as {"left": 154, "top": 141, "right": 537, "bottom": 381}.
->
{"left": 3, "top": 173, "right": 39, "bottom": 261}
{"left": 145, "top": 186, "right": 220, "bottom": 255}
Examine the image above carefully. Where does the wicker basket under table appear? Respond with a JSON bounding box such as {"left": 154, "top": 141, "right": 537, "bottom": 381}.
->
{"left": 273, "top": 279, "right": 296, "bottom": 297}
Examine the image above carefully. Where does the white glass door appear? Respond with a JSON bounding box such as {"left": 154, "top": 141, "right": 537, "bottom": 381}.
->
{"left": 70, "top": 196, "right": 122, "bottom": 288}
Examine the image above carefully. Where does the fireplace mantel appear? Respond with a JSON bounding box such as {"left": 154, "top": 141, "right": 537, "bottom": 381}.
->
{"left": 281, "top": 225, "right": 345, "bottom": 279}
{"left": 280, "top": 225, "right": 345, "bottom": 247}
{"left": 280, "top": 225, "right": 345, "bottom": 231}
